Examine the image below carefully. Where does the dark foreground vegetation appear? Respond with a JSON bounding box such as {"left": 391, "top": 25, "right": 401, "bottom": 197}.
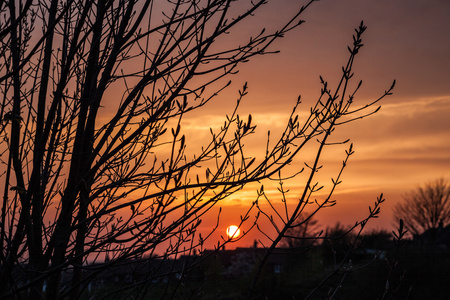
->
{"left": 13, "top": 228, "right": 447, "bottom": 300}
{"left": 173, "top": 237, "right": 449, "bottom": 299}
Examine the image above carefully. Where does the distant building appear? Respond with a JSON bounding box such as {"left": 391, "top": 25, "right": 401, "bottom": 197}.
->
{"left": 416, "top": 224, "right": 450, "bottom": 248}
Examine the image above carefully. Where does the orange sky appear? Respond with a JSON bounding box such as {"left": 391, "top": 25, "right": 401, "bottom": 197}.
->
{"left": 3, "top": 0, "right": 449, "bottom": 263}
{"left": 11, "top": 0, "right": 447, "bottom": 252}
{"left": 184, "top": 0, "right": 450, "bottom": 249}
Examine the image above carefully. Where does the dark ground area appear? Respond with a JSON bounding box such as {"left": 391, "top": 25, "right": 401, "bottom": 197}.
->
{"left": 82, "top": 236, "right": 450, "bottom": 299}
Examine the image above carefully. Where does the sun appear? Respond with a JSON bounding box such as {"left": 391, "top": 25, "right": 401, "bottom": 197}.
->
{"left": 226, "top": 225, "right": 240, "bottom": 239}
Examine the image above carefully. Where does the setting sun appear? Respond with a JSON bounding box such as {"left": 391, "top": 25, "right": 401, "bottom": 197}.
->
{"left": 226, "top": 225, "right": 241, "bottom": 239}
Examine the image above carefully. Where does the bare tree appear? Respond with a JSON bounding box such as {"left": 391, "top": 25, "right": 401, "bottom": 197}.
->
{"left": 393, "top": 178, "right": 450, "bottom": 236}
{"left": 0, "top": 0, "right": 394, "bottom": 299}
{"left": 248, "top": 22, "right": 393, "bottom": 296}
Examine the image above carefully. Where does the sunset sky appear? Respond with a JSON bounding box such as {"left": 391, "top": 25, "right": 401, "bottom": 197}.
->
{"left": 188, "top": 0, "right": 450, "bottom": 247}
{"left": 5, "top": 1, "right": 450, "bottom": 295}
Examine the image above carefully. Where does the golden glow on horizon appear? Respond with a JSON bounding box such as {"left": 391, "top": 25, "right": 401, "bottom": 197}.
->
{"left": 226, "top": 225, "right": 241, "bottom": 239}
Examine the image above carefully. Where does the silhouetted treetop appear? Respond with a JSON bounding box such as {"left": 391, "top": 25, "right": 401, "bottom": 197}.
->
{"left": 393, "top": 178, "right": 450, "bottom": 236}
